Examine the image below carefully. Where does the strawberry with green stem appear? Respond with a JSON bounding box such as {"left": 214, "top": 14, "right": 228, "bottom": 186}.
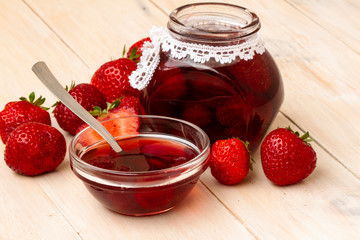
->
{"left": 260, "top": 127, "right": 317, "bottom": 185}
{"left": 126, "top": 37, "right": 151, "bottom": 62}
{"left": 53, "top": 82, "right": 106, "bottom": 135}
{"left": 210, "top": 138, "right": 254, "bottom": 185}
{"left": 91, "top": 47, "right": 140, "bottom": 103}
{"left": 76, "top": 97, "right": 140, "bottom": 147}
{"left": 0, "top": 92, "right": 51, "bottom": 144}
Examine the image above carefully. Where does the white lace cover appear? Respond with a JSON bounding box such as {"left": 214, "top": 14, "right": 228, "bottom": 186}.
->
{"left": 129, "top": 26, "right": 265, "bottom": 90}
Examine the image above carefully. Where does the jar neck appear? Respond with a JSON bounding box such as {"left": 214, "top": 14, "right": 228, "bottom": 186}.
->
{"left": 167, "top": 3, "right": 261, "bottom": 45}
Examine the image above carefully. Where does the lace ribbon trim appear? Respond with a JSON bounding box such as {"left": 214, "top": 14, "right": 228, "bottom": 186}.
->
{"left": 129, "top": 26, "right": 265, "bottom": 90}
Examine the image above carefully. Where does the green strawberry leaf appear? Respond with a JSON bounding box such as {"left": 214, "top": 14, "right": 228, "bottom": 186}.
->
{"left": 65, "top": 81, "right": 76, "bottom": 92}
{"left": 89, "top": 106, "right": 103, "bottom": 116}
{"left": 89, "top": 97, "right": 124, "bottom": 117}
{"left": 122, "top": 45, "right": 127, "bottom": 58}
{"left": 20, "top": 92, "right": 49, "bottom": 110}
{"left": 286, "top": 126, "right": 313, "bottom": 145}
{"left": 51, "top": 101, "right": 60, "bottom": 108}
{"left": 243, "top": 140, "right": 255, "bottom": 171}
{"left": 29, "top": 92, "right": 35, "bottom": 103}
{"left": 128, "top": 47, "right": 141, "bottom": 62}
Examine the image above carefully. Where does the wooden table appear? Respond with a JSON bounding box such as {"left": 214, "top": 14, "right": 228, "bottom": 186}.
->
{"left": 1, "top": 0, "right": 359, "bottom": 239}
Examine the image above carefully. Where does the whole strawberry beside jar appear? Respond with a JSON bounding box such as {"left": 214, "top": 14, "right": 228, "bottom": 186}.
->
{"left": 129, "top": 3, "right": 284, "bottom": 150}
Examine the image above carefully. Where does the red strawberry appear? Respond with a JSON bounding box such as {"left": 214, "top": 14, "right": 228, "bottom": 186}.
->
{"left": 96, "top": 106, "right": 139, "bottom": 137}
{"left": 76, "top": 99, "right": 140, "bottom": 145}
{"left": 4, "top": 122, "right": 66, "bottom": 176}
{"left": 91, "top": 58, "right": 139, "bottom": 102}
{"left": 260, "top": 127, "right": 317, "bottom": 185}
{"left": 54, "top": 83, "right": 106, "bottom": 135}
{"left": 209, "top": 138, "right": 252, "bottom": 185}
{"left": 126, "top": 37, "right": 151, "bottom": 62}
{"left": 0, "top": 92, "right": 51, "bottom": 144}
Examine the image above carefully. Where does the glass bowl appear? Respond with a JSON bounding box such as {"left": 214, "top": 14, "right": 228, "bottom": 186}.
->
{"left": 69, "top": 115, "right": 210, "bottom": 216}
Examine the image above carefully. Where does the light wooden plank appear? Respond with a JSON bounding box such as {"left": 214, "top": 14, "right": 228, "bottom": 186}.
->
{"left": 0, "top": 151, "right": 79, "bottom": 240}
{"left": 0, "top": 161, "right": 81, "bottom": 240}
{"left": 0, "top": 2, "right": 92, "bottom": 106}
{"left": 24, "top": 0, "right": 168, "bottom": 72}
{"left": 150, "top": 0, "right": 360, "bottom": 176}
{"left": 285, "top": 0, "right": 360, "bottom": 53}
{"left": 3, "top": 0, "right": 359, "bottom": 239}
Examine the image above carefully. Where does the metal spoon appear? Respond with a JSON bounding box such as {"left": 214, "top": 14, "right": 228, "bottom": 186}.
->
{"left": 32, "top": 61, "right": 122, "bottom": 153}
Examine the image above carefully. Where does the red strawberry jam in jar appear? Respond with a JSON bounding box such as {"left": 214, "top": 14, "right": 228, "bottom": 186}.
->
{"left": 70, "top": 116, "right": 210, "bottom": 216}
{"left": 130, "top": 3, "right": 284, "bottom": 150}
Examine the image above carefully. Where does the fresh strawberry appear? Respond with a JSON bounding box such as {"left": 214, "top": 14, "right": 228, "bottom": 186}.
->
{"left": 4, "top": 122, "right": 66, "bottom": 176}
{"left": 96, "top": 106, "right": 139, "bottom": 137}
{"left": 126, "top": 37, "right": 151, "bottom": 62}
{"left": 260, "top": 127, "right": 317, "bottom": 185}
{"left": 0, "top": 92, "right": 51, "bottom": 144}
{"left": 54, "top": 83, "right": 106, "bottom": 135}
{"left": 181, "top": 103, "right": 214, "bottom": 128}
{"left": 209, "top": 138, "right": 252, "bottom": 185}
{"left": 91, "top": 58, "right": 139, "bottom": 102}
{"left": 76, "top": 99, "right": 140, "bottom": 145}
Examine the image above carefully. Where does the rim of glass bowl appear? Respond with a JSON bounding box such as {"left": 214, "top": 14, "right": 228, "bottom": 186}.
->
{"left": 69, "top": 115, "right": 210, "bottom": 176}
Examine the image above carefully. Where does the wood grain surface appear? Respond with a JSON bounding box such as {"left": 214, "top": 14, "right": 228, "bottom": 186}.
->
{"left": 0, "top": 0, "right": 359, "bottom": 239}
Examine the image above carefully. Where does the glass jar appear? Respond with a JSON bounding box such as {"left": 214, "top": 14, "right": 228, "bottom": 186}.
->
{"left": 130, "top": 3, "right": 284, "bottom": 151}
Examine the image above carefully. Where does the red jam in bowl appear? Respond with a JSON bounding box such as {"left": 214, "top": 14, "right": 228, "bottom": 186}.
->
{"left": 71, "top": 131, "right": 209, "bottom": 216}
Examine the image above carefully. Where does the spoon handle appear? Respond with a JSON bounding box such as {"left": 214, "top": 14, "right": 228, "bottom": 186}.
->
{"left": 32, "top": 61, "right": 122, "bottom": 153}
